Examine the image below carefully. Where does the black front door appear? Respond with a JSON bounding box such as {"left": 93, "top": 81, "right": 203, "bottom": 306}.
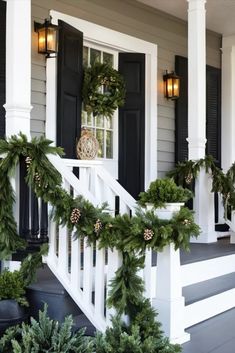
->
{"left": 57, "top": 20, "right": 83, "bottom": 158}
{"left": 118, "top": 53, "right": 145, "bottom": 199}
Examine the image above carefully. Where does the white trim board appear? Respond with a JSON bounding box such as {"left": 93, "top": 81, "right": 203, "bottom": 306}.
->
{"left": 46, "top": 10, "right": 158, "bottom": 188}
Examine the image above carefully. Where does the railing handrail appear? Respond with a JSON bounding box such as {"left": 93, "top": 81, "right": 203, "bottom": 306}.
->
{"left": 62, "top": 158, "right": 137, "bottom": 214}
{"left": 63, "top": 158, "right": 103, "bottom": 168}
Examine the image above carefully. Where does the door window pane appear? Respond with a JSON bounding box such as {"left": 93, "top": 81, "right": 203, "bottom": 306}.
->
{"left": 103, "top": 52, "right": 113, "bottom": 67}
{"left": 96, "top": 129, "right": 104, "bottom": 158}
{"left": 82, "top": 46, "right": 115, "bottom": 159}
{"left": 106, "top": 131, "right": 113, "bottom": 159}
{"left": 90, "top": 48, "right": 101, "bottom": 65}
{"left": 96, "top": 115, "right": 104, "bottom": 128}
{"left": 105, "top": 116, "right": 113, "bottom": 129}
{"left": 87, "top": 114, "right": 93, "bottom": 126}
{"left": 83, "top": 46, "right": 88, "bottom": 67}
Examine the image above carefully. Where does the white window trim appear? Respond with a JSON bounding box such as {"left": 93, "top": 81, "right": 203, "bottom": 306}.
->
{"left": 46, "top": 10, "right": 158, "bottom": 189}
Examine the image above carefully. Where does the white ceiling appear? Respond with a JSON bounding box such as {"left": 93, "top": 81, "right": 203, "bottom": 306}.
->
{"left": 137, "top": 0, "right": 235, "bottom": 36}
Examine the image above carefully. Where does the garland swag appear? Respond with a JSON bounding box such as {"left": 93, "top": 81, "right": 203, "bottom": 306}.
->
{"left": 0, "top": 134, "right": 199, "bottom": 351}
{"left": 167, "top": 155, "right": 235, "bottom": 214}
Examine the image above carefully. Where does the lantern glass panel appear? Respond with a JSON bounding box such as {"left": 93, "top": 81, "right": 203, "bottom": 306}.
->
{"left": 167, "top": 77, "right": 173, "bottom": 98}
{"left": 38, "top": 28, "right": 46, "bottom": 53}
{"left": 173, "top": 78, "right": 180, "bottom": 98}
{"left": 46, "top": 27, "right": 57, "bottom": 52}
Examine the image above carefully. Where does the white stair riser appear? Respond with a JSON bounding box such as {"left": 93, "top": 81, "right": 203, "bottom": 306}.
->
{"left": 184, "top": 288, "right": 235, "bottom": 328}
{"left": 182, "top": 254, "right": 235, "bottom": 286}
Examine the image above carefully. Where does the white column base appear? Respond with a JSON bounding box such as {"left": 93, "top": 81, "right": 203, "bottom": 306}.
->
{"left": 192, "top": 169, "right": 217, "bottom": 243}
{"left": 152, "top": 296, "right": 190, "bottom": 344}
{"left": 190, "top": 230, "right": 217, "bottom": 243}
{"left": 230, "top": 231, "right": 235, "bottom": 244}
{"left": 153, "top": 244, "right": 189, "bottom": 344}
{"left": 4, "top": 105, "right": 32, "bottom": 138}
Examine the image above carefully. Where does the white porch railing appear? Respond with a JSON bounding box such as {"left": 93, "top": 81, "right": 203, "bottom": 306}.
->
{"left": 45, "top": 156, "right": 153, "bottom": 333}
{"left": 42, "top": 156, "right": 235, "bottom": 344}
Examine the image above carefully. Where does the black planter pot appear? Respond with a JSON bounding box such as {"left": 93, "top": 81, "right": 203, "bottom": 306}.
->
{"left": 0, "top": 300, "right": 28, "bottom": 336}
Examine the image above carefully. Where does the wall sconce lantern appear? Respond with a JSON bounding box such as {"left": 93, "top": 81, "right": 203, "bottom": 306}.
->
{"left": 34, "top": 17, "right": 58, "bottom": 58}
{"left": 163, "top": 71, "right": 180, "bottom": 100}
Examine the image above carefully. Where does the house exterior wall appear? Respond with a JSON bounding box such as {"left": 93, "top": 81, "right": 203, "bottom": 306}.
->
{"left": 31, "top": 0, "right": 221, "bottom": 177}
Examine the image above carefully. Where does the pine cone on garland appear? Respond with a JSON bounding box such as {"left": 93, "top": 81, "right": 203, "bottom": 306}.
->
{"left": 25, "top": 156, "right": 32, "bottom": 172}
{"left": 182, "top": 219, "right": 192, "bottom": 226}
{"left": 185, "top": 173, "right": 193, "bottom": 184}
{"left": 34, "top": 172, "right": 41, "bottom": 187}
{"left": 143, "top": 229, "right": 154, "bottom": 241}
{"left": 94, "top": 219, "right": 102, "bottom": 233}
{"left": 70, "top": 208, "right": 81, "bottom": 224}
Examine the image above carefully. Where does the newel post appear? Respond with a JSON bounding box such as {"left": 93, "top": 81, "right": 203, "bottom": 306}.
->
{"left": 152, "top": 244, "right": 190, "bottom": 344}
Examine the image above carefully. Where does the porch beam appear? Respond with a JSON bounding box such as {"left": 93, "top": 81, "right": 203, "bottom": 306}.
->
{"left": 4, "top": 0, "right": 32, "bottom": 138}
{"left": 187, "top": 0, "right": 217, "bottom": 243}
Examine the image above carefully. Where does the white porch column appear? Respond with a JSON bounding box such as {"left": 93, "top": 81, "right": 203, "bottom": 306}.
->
{"left": 4, "top": 0, "right": 32, "bottom": 138}
{"left": 187, "top": 0, "right": 217, "bottom": 243}
{"left": 221, "top": 36, "right": 235, "bottom": 172}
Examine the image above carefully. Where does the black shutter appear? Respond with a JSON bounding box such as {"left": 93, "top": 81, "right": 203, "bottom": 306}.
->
{"left": 206, "top": 65, "right": 221, "bottom": 166}
{"left": 57, "top": 20, "right": 83, "bottom": 158}
{"left": 175, "top": 56, "right": 221, "bottom": 167}
{"left": 0, "top": 0, "right": 6, "bottom": 138}
{"left": 118, "top": 53, "right": 145, "bottom": 199}
{"left": 175, "top": 56, "right": 188, "bottom": 163}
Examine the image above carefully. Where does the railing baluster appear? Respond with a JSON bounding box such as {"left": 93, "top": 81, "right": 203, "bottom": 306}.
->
{"left": 143, "top": 249, "right": 152, "bottom": 298}
{"left": 30, "top": 190, "right": 39, "bottom": 242}
{"left": 71, "top": 234, "right": 81, "bottom": 290}
{"left": 106, "top": 248, "right": 122, "bottom": 324}
{"left": 40, "top": 199, "right": 48, "bottom": 242}
{"left": 58, "top": 179, "right": 70, "bottom": 274}
{"left": 58, "top": 225, "right": 69, "bottom": 274}
{"left": 95, "top": 244, "right": 105, "bottom": 319}
{"left": 83, "top": 240, "right": 93, "bottom": 305}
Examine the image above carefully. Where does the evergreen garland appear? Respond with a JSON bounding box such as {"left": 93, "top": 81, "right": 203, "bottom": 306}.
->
{"left": 0, "top": 134, "right": 63, "bottom": 259}
{"left": 82, "top": 62, "right": 126, "bottom": 117}
{"left": 0, "top": 133, "right": 199, "bottom": 351}
{"left": 167, "top": 155, "right": 235, "bottom": 214}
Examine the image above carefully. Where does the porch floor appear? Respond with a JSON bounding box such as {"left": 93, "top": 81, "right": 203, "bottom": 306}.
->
{"left": 151, "top": 237, "right": 235, "bottom": 266}
{"left": 180, "top": 238, "right": 235, "bottom": 265}
{"left": 182, "top": 308, "right": 235, "bottom": 353}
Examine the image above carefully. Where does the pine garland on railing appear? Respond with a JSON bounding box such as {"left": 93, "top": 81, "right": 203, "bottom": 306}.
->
{"left": 167, "top": 155, "right": 235, "bottom": 213}
{"left": 0, "top": 133, "right": 199, "bottom": 347}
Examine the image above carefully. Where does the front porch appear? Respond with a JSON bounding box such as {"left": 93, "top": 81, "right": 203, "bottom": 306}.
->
{"left": 2, "top": 0, "right": 235, "bottom": 351}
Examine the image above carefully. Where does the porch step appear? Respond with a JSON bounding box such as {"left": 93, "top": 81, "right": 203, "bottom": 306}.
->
{"left": 72, "top": 314, "right": 96, "bottom": 336}
{"left": 26, "top": 266, "right": 94, "bottom": 330}
{"left": 183, "top": 272, "right": 235, "bottom": 305}
{"left": 183, "top": 272, "right": 235, "bottom": 328}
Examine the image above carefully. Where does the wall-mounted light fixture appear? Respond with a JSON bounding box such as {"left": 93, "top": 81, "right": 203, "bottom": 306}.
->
{"left": 163, "top": 71, "right": 180, "bottom": 100}
{"left": 34, "top": 16, "right": 58, "bottom": 58}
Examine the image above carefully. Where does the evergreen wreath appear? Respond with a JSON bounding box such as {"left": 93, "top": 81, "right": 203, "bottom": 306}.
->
{"left": 82, "top": 62, "right": 126, "bottom": 117}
